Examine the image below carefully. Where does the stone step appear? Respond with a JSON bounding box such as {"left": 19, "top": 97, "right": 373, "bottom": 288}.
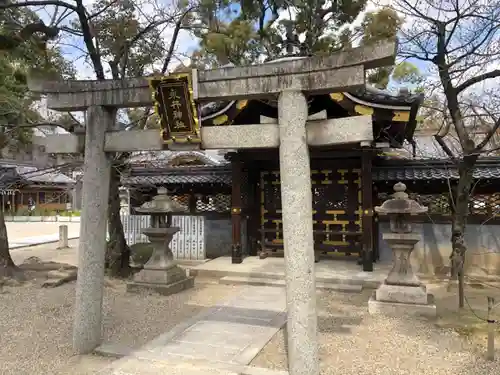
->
{"left": 94, "top": 343, "right": 135, "bottom": 358}
{"left": 97, "top": 355, "right": 289, "bottom": 375}
{"left": 219, "top": 276, "right": 363, "bottom": 292}
{"left": 191, "top": 263, "right": 382, "bottom": 289}
{"left": 97, "top": 357, "right": 240, "bottom": 375}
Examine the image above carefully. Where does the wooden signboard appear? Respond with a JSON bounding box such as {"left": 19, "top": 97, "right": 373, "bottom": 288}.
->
{"left": 149, "top": 73, "right": 200, "bottom": 144}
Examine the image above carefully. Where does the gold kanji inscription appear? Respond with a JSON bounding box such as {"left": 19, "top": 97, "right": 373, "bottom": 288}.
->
{"left": 170, "top": 100, "right": 181, "bottom": 109}
{"left": 174, "top": 120, "right": 186, "bottom": 129}
{"left": 169, "top": 89, "right": 180, "bottom": 100}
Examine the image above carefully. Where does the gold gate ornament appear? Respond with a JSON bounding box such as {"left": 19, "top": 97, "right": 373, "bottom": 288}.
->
{"left": 149, "top": 73, "right": 200, "bottom": 144}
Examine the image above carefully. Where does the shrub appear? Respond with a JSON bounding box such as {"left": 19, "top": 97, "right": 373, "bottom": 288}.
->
{"left": 14, "top": 208, "right": 30, "bottom": 216}
{"left": 129, "top": 242, "right": 154, "bottom": 266}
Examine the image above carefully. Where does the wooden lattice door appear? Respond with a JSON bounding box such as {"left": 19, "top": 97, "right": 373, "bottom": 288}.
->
{"left": 259, "top": 166, "right": 363, "bottom": 258}
{"left": 260, "top": 171, "right": 283, "bottom": 248}
{"left": 311, "top": 168, "right": 362, "bottom": 257}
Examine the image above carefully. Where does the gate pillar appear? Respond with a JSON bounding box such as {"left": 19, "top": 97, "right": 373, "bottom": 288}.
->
{"left": 278, "top": 90, "right": 319, "bottom": 375}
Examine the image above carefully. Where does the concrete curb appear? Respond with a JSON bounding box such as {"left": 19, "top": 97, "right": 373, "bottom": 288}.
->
{"left": 219, "top": 276, "right": 363, "bottom": 292}
{"left": 10, "top": 236, "right": 80, "bottom": 250}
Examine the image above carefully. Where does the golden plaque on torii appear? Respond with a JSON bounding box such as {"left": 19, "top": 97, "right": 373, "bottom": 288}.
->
{"left": 149, "top": 73, "right": 200, "bottom": 144}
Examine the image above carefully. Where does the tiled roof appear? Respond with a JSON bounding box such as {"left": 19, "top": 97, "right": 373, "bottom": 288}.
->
{"left": 122, "top": 173, "right": 231, "bottom": 186}
{"left": 375, "top": 131, "right": 500, "bottom": 180}
{"left": 372, "top": 166, "right": 500, "bottom": 181}
{"left": 0, "top": 167, "right": 18, "bottom": 190}
{"left": 122, "top": 162, "right": 500, "bottom": 186}
{"left": 17, "top": 166, "right": 76, "bottom": 184}
{"left": 121, "top": 164, "right": 232, "bottom": 186}
{"left": 384, "top": 134, "right": 460, "bottom": 159}
{"left": 0, "top": 163, "right": 75, "bottom": 185}
{"left": 127, "top": 150, "right": 228, "bottom": 167}
{"left": 348, "top": 85, "right": 424, "bottom": 107}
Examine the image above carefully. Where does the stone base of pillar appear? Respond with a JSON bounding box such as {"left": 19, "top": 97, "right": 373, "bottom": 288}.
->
{"left": 362, "top": 257, "right": 373, "bottom": 272}
{"left": 231, "top": 244, "right": 243, "bottom": 264}
{"left": 127, "top": 265, "right": 194, "bottom": 296}
{"left": 368, "top": 283, "right": 436, "bottom": 318}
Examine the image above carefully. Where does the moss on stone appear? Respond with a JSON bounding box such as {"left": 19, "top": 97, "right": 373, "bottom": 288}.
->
{"left": 129, "top": 242, "right": 154, "bottom": 266}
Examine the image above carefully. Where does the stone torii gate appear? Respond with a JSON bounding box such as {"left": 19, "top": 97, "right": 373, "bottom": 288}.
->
{"left": 30, "top": 41, "right": 396, "bottom": 375}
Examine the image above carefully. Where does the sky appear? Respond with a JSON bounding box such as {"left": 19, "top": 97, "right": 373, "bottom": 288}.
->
{"left": 32, "top": 0, "right": 500, "bottom": 101}
{"left": 32, "top": 0, "right": 410, "bottom": 80}
{"left": 26, "top": 0, "right": 435, "bottom": 125}
{"left": 33, "top": 0, "right": 200, "bottom": 79}
{"left": 31, "top": 0, "right": 497, "bottom": 89}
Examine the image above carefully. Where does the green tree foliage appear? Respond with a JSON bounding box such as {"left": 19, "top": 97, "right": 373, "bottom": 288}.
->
{"left": 192, "top": 2, "right": 422, "bottom": 90}
{"left": 193, "top": 0, "right": 367, "bottom": 66}
{"left": 0, "top": 4, "right": 74, "bottom": 278}
{"left": 359, "top": 7, "right": 400, "bottom": 88}
{"left": 86, "top": 0, "right": 167, "bottom": 78}
{"left": 392, "top": 61, "right": 422, "bottom": 85}
{"left": 0, "top": 56, "right": 34, "bottom": 154}
{"left": 357, "top": 7, "right": 424, "bottom": 89}
{"left": 0, "top": 5, "right": 74, "bottom": 153}
{"left": 127, "top": 108, "right": 160, "bottom": 129}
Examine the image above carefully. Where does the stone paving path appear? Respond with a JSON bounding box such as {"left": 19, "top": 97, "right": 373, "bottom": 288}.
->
{"left": 9, "top": 233, "right": 80, "bottom": 249}
{"left": 6, "top": 222, "right": 80, "bottom": 246}
{"left": 98, "top": 286, "right": 288, "bottom": 375}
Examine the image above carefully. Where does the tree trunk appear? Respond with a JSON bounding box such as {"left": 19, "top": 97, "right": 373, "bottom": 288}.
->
{"left": 451, "top": 155, "right": 477, "bottom": 308}
{"left": 105, "top": 162, "right": 131, "bottom": 278}
{"left": 0, "top": 207, "right": 22, "bottom": 279}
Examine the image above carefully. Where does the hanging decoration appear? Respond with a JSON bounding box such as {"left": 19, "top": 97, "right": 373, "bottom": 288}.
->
{"left": 149, "top": 73, "right": 200, "bottom": 144}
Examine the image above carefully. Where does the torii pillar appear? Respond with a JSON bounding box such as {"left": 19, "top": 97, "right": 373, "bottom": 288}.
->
{"left": 73, "top": 106, "right": 114, "bottom": 353}
{"left": 278, "top": 90, "right": 318, "bottom": 375}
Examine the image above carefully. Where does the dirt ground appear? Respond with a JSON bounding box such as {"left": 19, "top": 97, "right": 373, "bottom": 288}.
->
{"left": 10, "top": 239, "right": 79, "bottom": 267}
{"left": 432, "top": 279, "right": 500, "bottom": 349}
{"left": 252, "top": 279, "right": 500, "bottom": 375}
{"left": 0, "top": 261, "right": 242, "bottom": 375}
{"left": 4, "top": 241, "right": 500, "bottom": 375}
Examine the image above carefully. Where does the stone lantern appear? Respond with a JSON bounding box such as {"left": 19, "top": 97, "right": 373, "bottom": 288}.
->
{"left": 368, "top": 182, "right": 436, "bottom": 317}
{"left": 127, "top": 187, "right": 194, "bottom": 295}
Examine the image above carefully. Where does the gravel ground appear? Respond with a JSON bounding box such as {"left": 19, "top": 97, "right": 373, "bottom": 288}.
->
{"left": 0, "top": 277, "right": 242, "bottom": 375}
{"left": 252, "top": 289, "right": 500, "bottom": 375}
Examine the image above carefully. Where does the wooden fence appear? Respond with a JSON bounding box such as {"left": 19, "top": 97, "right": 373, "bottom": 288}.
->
{"left": 120, "top": 214, "right": 206, "bottom": 261}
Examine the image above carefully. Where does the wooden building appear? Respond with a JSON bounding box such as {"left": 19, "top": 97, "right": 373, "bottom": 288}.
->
{"left": 121, "top": 67, "right": 500, "bottom": 272}
{"left": 374, "top": 140, "right": 500, "bottom": 226}
{"left": 0, "top": 162, "right": 75, "bottom": 213}
{"left": 123, "top": 147, "right": 500, "bottom": 273}
{"left": 122, "top": 150, "right": 500, "bottom": 269}
{"left": 123, "top": 84, "right": 433, "bottom": 271}
{"left": 123, "top": 150, "right": 231, "bottom": 216}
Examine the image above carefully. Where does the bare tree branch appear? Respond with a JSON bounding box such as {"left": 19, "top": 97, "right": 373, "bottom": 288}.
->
{"left": 456, "top": 70, "right": 500, "bottom": 94}
{"left": 88, "top": 0, "right": 120, "bottom": 20}
{"left": 472, "top": 106, "right": 500, "bottom": 151}
{"left": 161, "top": 7, "right": 194, "bottom": 73}
{"left": 0, "top": 0, "right": 77, "bottom": 12}
{"left": 434, "top": 134, "right": 456, "bottom": 160}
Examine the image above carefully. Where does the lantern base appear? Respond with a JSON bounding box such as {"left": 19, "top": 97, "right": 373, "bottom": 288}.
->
{"left": 127, "top": 265, "right": 194, "bottom": 296}
{"left": 127, "top": 277, "right": 194, "bottom": 296}
{"left": 376, "top": 283, "right": 429, "bottom": 305}
{"left": 368, "top": 290, "right": 436, "bottom": 318}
